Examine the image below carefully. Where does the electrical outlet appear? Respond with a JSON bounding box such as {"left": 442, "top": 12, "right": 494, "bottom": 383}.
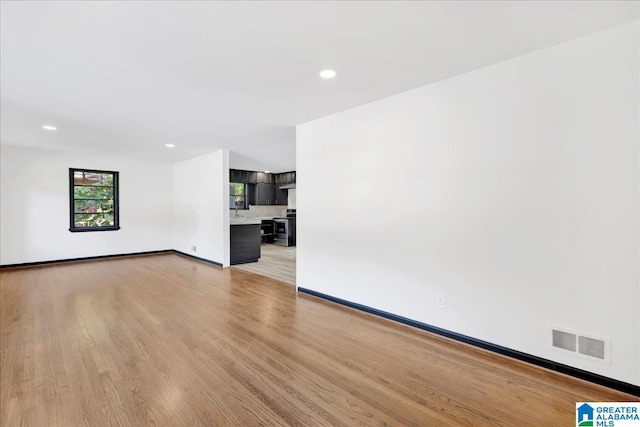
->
{"left": 191, "top": 245, "right": 197, "bottom": 252}
{"left": 436, "top": 294, "right": 446, "bottom": 309}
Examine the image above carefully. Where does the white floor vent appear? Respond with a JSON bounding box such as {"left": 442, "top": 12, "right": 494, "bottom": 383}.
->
{"left": 550, "top": 327, "right": 610, "bottom": 364}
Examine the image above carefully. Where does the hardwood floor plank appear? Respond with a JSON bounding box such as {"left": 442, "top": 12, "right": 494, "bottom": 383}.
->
{"left": 1, "top": 254, "right": 637, "bottom": 426}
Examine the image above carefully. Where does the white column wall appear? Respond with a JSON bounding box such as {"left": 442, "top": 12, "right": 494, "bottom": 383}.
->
{"left": 172, "top": 149, "right": 229, "bottom": 267}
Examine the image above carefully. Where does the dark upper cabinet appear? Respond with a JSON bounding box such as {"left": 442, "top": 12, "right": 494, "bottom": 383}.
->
{"left": 273, "top": 171, "right": 296, "bottom": 186}
{"left": 247, "top": 184, "right": 257, "bottom": 205}
{"left": 231, "top": 170, "right": 294, "bottom": 205}
{"left": 275, "top": 188, "right": 287, "bottom": 205}
{"left": 285, "top": 171, "right": 296, "bottom": 185}
{"left": 256, "top": 172, "right": 274, "bottom": 184}
{"left": 230, "top": 169, "right": 251, "bottom": 183}
{"left": 232, "top": 169, "right": 296, "bottom": 186}
{"left": 257, "top": 183, "right": 275, "bottom": 205}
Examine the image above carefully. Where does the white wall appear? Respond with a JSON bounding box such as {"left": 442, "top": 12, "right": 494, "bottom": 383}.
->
{"left": 0, "top": 145, "right": 173, "bottom": 264}
{"left": 1, "top": 146, "right": 231, "bottom": 267}
{"left": 297, "top": 22, "right": 640, "bottom": 385}
{"left": 173, "top": 150, "right": 230, "bottom": 267}
{"left": 288, "top": 189, "right": 296, "bottom": 209}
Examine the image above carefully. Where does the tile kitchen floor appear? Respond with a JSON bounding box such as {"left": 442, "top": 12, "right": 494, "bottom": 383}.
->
{"left": 232, "top": 243, "right": 296, "bottom": 285}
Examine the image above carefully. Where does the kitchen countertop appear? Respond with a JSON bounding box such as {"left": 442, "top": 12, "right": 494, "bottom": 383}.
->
{"left": 229, "top": 216, "right": 291, "bottom": 225}
{"left": 230, "top": 218, "right": 262, "bottom": 225}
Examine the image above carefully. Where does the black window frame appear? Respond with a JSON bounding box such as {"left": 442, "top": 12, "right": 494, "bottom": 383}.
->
{"left": 69, "top": 168, "right": 120, "bottom": 232}
{"left": 230, "top": 182, "right": 248, "bottom": 210}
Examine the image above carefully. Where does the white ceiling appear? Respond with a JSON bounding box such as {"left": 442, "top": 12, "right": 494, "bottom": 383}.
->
{"left": 1, "top": 1, "right": 638, "bottom": 172}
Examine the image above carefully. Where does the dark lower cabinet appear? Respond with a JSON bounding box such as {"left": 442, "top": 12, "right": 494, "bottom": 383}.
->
{"left": 261, "top": 220, "right": 274, "bottom": 243}
{"left": 230, "top": 224, "right": 261, "bottom": 265}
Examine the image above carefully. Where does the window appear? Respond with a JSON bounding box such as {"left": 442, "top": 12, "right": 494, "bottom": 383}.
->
{"left": 229, "top": 182, "right": 247, "bottom": 209}
{"left": 69, "top": 168, "right": 120, "bottom": 232}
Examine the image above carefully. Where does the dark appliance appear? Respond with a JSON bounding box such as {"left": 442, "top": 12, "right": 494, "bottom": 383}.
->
{"left": 273, "top": 209, "right": 296, "bottom": 247}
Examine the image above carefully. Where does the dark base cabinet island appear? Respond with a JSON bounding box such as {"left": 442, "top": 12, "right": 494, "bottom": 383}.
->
{"left": 230, "top": 219, "right": 262, "bottom": 265}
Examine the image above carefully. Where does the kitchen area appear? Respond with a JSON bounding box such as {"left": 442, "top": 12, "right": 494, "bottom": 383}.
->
{"left": 229, "top": 169, "right": 296, "bottom": 285}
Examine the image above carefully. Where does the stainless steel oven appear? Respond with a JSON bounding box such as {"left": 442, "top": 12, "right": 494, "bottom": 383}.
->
{"left": 273, "top": 217, "right": 296, "bottom": 247}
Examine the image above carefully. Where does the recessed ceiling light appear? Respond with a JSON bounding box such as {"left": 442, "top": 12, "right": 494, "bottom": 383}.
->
{"left": 319, "top": 69, "right": 337, "bottom": 79}
{"left": 264, "top": 170, "right": 270, "bottom": 173}
{"left": 42, "top": 125, "right": 57, "bottom": 130}
{"left": 165, "top": 144, "right": 175, "bottom": 148}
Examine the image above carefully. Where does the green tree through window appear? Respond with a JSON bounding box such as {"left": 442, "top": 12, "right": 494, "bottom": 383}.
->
{"left": 69, "top": 168, "right": 120, "bottom": 232}
{"left": 230, "top": 182, "right": 247, "bottom": 209}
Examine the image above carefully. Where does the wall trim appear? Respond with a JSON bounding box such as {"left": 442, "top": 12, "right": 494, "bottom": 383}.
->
{"left": 0, "top": 250, "right": 173, "bottom": 270}
{"left": 171, "top": 250, "right": 223, "bottom": 267}
{"left": 297, "top": 287, "right": 640, "bottom": 397}
{"left": 0, "top": 249, "right": 224, "bottom": 270}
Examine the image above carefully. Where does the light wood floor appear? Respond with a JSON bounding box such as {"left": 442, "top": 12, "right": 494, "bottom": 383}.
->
{"left": 1, "top": 254, "right": 636, "bottom": 426}
{"left": 233, "top": 243, "right": 296, "bottom": 285}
